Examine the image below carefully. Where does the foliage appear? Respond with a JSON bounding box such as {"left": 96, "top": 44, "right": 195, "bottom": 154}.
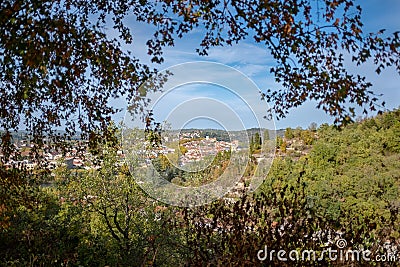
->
{"left": 0, "top": 169, "right": 88, "bottom": 265}
{"left": 263, "top": 130, "right": 270, "bottom": 141}
{"left": 1, "top": 110, "right": 400, "bottom": 266}
{"left": 58, "top": 142, "right": 181, "bottom": 266}
{"left": 153, "top": 150, "right": 231, "bottom": 186}
{"left": 264, "top": 109, "right": 400, "bottom": 241}
{"left": 1, "top": 0, "right": 399, "bottom": 156}
{"left": 0, "top": 1, "right": 163, "bottom": 158}
{"left": 285, "top": 127, "right": 294, "bottom": 139}
{"left": 177, "top": 109, "right": 400, "bottom": 266}
{"left": 249, "top": 132, "right": 263, "bottom": 155}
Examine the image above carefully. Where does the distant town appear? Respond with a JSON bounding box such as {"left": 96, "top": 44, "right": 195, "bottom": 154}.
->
{"left": 0, "top": 137, "right": 126, "bottom": 171}
{"left": 0, "top": 128, "right": 289, "bottom": 172}
{"left": 176, "top": 131, "right": 239, "bottom": 166}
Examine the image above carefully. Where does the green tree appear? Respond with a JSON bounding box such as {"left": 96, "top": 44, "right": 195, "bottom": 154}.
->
{"left": 308, "top": 122, "right": 318, "bottom": 132}
{"left": 276, "top": 136, "right": 283, "bottom": 148}
{"left": 60, "top": 143, "right": 179, "bottom": 266}
{"left": 300, "top": 130, "right": 315, "bottom": 145}
{"left": 284, "top": 127, "right": 294, "bottom": 139}
{"left": 263, "top": 130, "right": 270, "bottom": 141}
{"left": 280, "top": 140, "right": 287, "bottom": 153}
{"left": 254, "top": 132, "right": 262, "bottom": 150}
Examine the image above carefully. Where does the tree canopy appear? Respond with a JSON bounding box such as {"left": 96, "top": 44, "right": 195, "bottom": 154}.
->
{"left": 1, "top": 0, "right": 399, "bottom": 153}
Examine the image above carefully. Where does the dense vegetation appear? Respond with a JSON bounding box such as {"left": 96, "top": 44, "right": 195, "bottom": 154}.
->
{"left": 1, "top": 109, "right": 399, "bottom": 266}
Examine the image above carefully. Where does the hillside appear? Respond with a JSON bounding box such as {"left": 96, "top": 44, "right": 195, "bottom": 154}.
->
{"left": 261, "top": 108, "right": 400, "bottom": 237}
{"left": 1, "top": 109, "right": 400, "bottom": 266}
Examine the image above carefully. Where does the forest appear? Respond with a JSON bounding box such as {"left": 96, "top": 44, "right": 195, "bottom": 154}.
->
{"left": 1, "top": 109, "right": 399, "bottom": 266}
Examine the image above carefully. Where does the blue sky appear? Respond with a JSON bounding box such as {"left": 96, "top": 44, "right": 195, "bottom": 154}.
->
{"left": 117, "top": 0, "right": 400, "bottom": 130}
{"left": 123, "top": 62, "right": 276, "bottom": 131}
